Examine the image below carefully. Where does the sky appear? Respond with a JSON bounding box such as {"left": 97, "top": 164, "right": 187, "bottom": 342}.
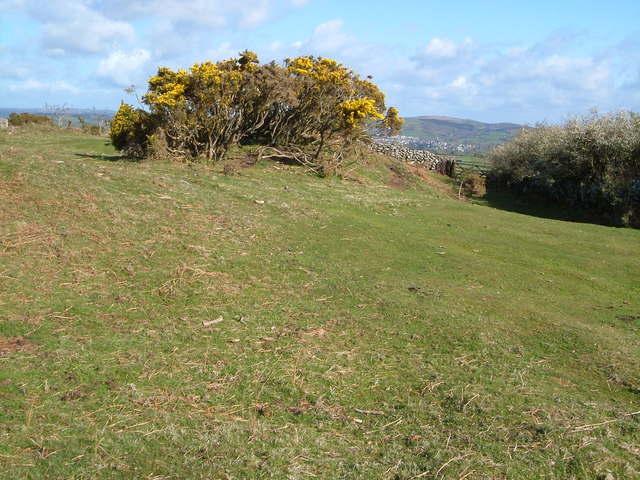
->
{"left": 1, "top": 0, "right": 639, "bottom": 124}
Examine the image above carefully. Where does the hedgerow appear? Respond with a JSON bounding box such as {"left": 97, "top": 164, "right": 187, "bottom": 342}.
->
{"left": 488, "top": 109, "right": 640, "bottom": 227}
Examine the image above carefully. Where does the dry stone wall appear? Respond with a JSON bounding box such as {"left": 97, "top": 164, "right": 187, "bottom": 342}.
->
{"left": 369, "top": 141, "right": 446, "bottom": 170}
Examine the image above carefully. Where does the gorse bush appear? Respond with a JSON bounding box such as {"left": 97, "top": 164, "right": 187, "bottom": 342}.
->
{"left": 110, "top": 51, "right": 401, "bottom": 171}
{"left": 109, "top": 103, "right": 154, "bottom": 158}
{"left": 488, "top": 109, "right": 640, "bottom": 227}
{"left": 8, "top": 112, "right": 54, "bottom": 126}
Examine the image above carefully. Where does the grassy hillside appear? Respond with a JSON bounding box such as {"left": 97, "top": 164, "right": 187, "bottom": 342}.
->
{"left": 401, "top": 116, "right": 525, "bottom": 151}
{"left": 1, "top": 127, "right": 639, "bottom": 479}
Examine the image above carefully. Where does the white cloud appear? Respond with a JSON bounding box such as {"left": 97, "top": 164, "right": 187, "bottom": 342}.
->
{"left": 15, "top": 0, "right": 285, "bottom": 59}
{"left": 146, "top": 19, "right": 194, "bottom": 58}
{"left": 375, "top": 31, "right": 640, "bottom": 122}
{"left": 236, "top": 0, "right": 270, "bottom": 29}
{"left": 290, "top": 18, "right": 386, "bottom": 77}
{"left": 413, "top": 37, "right": 477, "bottom": 67}
{"left": 423, "top": 38, "right": 459, "bottom": 59}
{"left": 100, "top": 0, "right": 290, "bottom": 60}
{"left": 306, "top": 19, "right": 356, "bottom": 54}
{"left": 0, "top": 0, "right": 26, "bottom": 11}
{"left": 45, "top": 48, "right": 67, "bottom": 57}
{"left": 96, "top": 49, "right": 151, "bottom": 86}
{"left": 102, "top": 0, "right": 277, "bottom": 30}
{"left": 163, "top": 1, "right": 229, "bottom": 29}
{"left": 203, "top": 43, "right": 236, "bottom": 63}
{"left": 0, "top": 60, "right": 30, "bottom": 80}
{"left": 450, "top": 76, "right": 470, "bottom": 89}
{"left": 10, "top": 78, "right": 45, "bottom": 90}
{"left": 268, "top": 40, "right": 283, "bottom": 53}
{"left": 477, "top": 47, "right": 610, "bottom": 94}
{"left": 34, "top": 1, "right": 135, "bottom": 55}
{"left": 10, "top": 78, "right": 79, "bottom": 93}
{"left": 53, "top": 80, "right": 80, "bottom": 93}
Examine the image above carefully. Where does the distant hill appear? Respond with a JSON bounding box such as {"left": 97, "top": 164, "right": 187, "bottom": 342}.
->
{"left": 399, "top": 116, "right": 526, "bottom": 154}
{"left": 0, "top": 108, "right": 115, "bottom": 126}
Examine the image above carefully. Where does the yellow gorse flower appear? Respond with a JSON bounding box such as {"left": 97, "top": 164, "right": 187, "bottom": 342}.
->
{"left": 145, "top": 67, "right": 189, "bottom": 107}
{"left": 339, "top": 98, "right": 384, "bottom": 129}
{"left": 286, "top": 56, "right": 352, "bottom": 86}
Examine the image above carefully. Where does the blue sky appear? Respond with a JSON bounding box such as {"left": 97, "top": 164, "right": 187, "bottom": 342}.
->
{"left": 1, "top": 0, "right": 639, "bottom": 124}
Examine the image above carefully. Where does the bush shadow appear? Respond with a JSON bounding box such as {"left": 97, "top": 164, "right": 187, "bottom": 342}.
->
{"left": 476, "top": 191, "right": 625, "bottom": 227}
{"left": 74, "top": 152, "right": 138, "bottom": 162}
{"left": 480, "top": 190, "right": 625, "bottom": 227}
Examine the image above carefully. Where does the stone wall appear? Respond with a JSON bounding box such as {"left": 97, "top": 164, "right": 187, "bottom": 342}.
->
{"left": 0, "top": 118, "right": 8, "bottom": 129}
{"left": 369, "top": 141, "right": 445, "bottom": 170}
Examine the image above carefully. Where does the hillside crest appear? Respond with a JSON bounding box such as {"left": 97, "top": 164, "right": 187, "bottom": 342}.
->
{"left": 400, "top": 115, "right": 525, "bottom": 153}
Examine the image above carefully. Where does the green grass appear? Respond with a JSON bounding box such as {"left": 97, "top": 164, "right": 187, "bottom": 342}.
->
{"left": 1, "top": 126, "right": 639, "bottom": 479}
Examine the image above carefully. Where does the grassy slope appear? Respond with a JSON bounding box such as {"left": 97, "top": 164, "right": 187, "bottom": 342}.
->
{"left": 1, "top": 127, "right": 639, "bottom": 479}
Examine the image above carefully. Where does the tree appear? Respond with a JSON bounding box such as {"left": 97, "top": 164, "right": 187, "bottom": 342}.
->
{"left": 124, "top": 85, "right": 143, "bottom": 108}
{"left": 45, "top": 103, "right": 70, "bottom": 127}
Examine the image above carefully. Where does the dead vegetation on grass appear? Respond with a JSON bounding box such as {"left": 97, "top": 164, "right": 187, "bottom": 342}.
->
{"left": 1, "top": 223, "right": 58, "bottom": 256}
{"left": 157, "top": 263, "right": 244, "bottom": 300}
{"left": 0, "top": 176, "right": 30, "bottom": 220}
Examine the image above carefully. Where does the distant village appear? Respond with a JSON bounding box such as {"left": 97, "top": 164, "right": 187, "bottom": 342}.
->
{"left": 373, "top": 135, "right": 479, "bottom": 155}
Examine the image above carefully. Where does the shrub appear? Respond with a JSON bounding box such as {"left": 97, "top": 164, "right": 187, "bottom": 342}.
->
{"left": 461, "top": 173, "right": 486, "bottom": 197}
{"left": 109, "top": 103, "right": 154, "bottom": 158}
{"left": 82, "top": 125, "right": 101, "bottom": 135}
{"left": 8, "top": 112, "right": 53, "bottom": 126}
{"left": 488, "top": 109, "right": 640, "bottom": 227}
{"left": 110, "top": 52, "right": 401, "bottom": 173}
{"left": 147, "top": 127, "right": 173, "bottom": 162}
{"left": 140, "top": 52, "right": 395, "bottom": 168}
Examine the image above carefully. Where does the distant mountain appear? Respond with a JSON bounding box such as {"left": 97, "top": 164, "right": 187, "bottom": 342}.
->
{"left": 399, "top": 116, "right": 526, "bottom": 154}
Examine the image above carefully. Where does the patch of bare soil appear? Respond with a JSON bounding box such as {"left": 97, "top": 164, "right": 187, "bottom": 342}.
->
{"left": 223, "top": 154, "right": 259, "bottom": 175}
{"left": 0, "top": 336, "right": 40, "bottom": 356}
{"left": 387, "top": 163, "right": 411, "bottom": 189}
{"left": 407, "top": 164, "right": 461, "bottom": 198}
